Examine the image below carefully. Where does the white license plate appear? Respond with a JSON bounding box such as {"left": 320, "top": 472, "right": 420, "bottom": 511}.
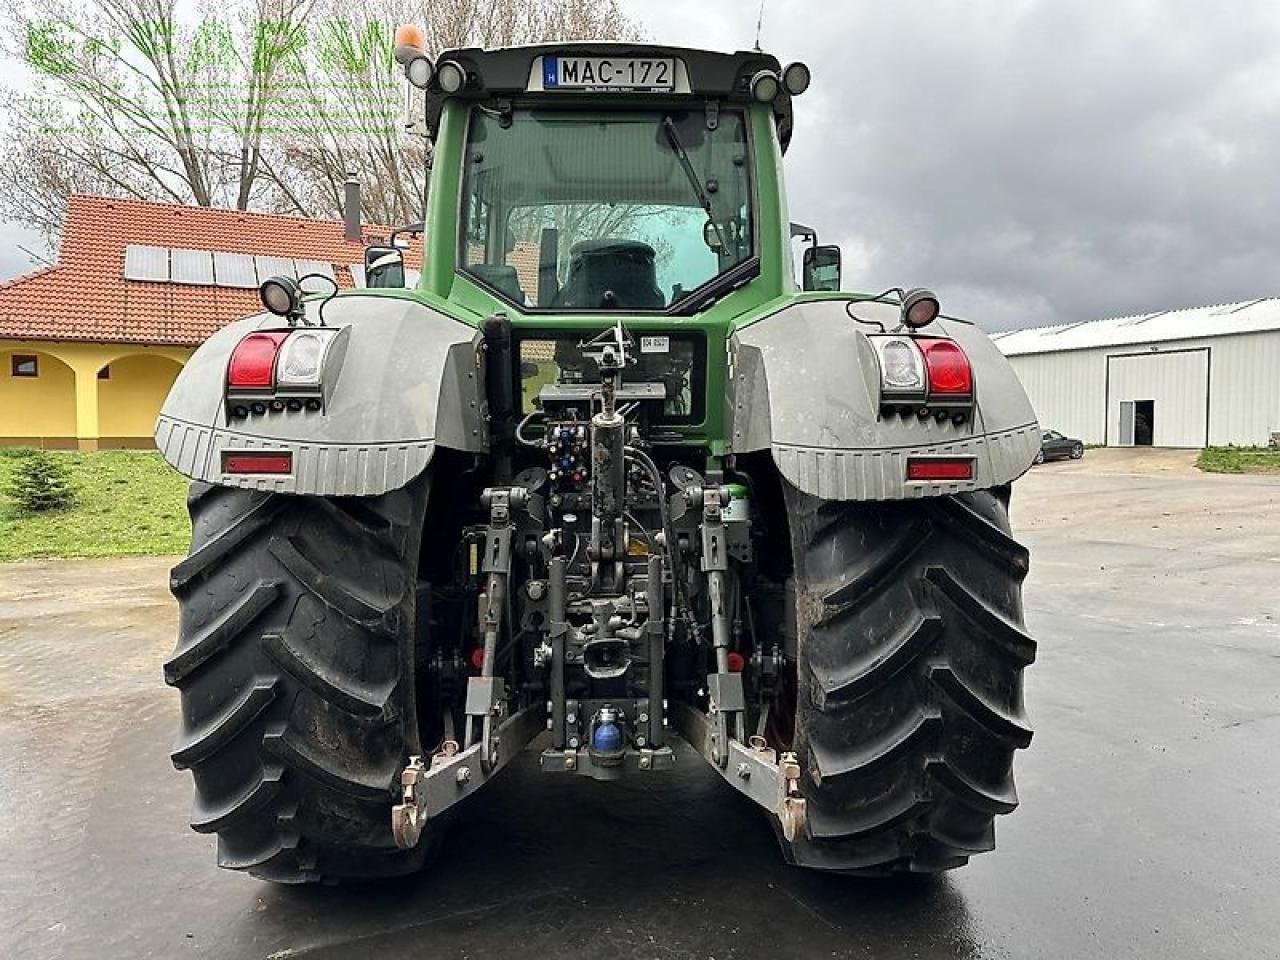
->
{"left": 543, "top": 56, "right": 674, "bottom": 91}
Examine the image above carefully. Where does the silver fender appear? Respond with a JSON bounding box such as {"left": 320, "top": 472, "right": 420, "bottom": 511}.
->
{"left": 728, "top": 299, "right": 1039, "bottom": 501}
{"left": 155, "top": 294, "right": 486, "bottom": 496}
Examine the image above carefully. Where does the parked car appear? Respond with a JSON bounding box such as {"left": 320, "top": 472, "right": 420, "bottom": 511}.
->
{"left": 1036, "top": 429, "right": 1085, "bottom": 463}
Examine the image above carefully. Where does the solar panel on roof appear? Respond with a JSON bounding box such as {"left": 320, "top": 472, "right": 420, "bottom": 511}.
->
{"left": 124, "top": 245, "right": 170, "bottom": 281}
{"left": 212, "top": 252, "right": 257, "bottom": 288}
{"left": 254, "top": 256, "right": 295, "bottom": 281}
{"left": 171, "top": 248, "right": 215, "bottom": 285}
{"left": 295, "top": 259, "right": 335, "bottom": 281}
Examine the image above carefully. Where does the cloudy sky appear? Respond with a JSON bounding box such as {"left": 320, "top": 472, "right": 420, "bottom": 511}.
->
{"left": 623, "top": 0, "right": 1280, "bottom": 330}
{"left": 4, "top": 0, "right": 1280, "bottom": 331}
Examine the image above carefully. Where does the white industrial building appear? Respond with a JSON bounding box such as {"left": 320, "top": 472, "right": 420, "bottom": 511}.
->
{"left": 993, "top": 298, "right": 1280, "bottom": 449}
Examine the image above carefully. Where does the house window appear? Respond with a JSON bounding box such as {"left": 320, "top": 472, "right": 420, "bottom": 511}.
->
{"left": 98, "top": 365, "right": 111, "bottom": 380}
{"left": 11, "top": 355, "right": 37, "bottom": 377}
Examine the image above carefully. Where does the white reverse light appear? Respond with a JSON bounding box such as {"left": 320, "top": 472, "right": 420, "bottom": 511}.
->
{"left": 276, "top": 329, "right": 338, "bottom": 387}
{"left": 872, "top": 336, "right": 926, "bottom": 394}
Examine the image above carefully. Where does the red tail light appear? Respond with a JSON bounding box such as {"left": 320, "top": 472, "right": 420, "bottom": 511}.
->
{"left": 227, "top": 332, "right": 289, "bottom": 389}
{"left": 907, "top": 458, "right": 974, "bottom": 481}
{"left": 917, "top": 338, "right": 972, "bottom": 396}
{"left": 222, "top": 452, "right": 293, "bottom": 475}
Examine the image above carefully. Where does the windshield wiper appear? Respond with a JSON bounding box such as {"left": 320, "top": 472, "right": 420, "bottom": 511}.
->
{"left": 662, "top": 116, "right": 729, "bottom": 252}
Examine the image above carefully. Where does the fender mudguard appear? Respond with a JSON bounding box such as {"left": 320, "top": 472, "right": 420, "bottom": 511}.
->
{"left": 155, "top": 294, "right": 486, "bottom": 496}
{"left": 728, "top": 299, "right": 1039, "bottom": 501}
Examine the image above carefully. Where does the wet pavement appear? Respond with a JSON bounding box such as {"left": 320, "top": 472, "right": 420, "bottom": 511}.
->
{"left": 2, "top": 451, "right": 1279, "bottom": 959}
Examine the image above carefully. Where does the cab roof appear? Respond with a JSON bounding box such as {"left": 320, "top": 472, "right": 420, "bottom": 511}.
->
{"left": 425, "top": 42, "right": 795, "bottom": 150}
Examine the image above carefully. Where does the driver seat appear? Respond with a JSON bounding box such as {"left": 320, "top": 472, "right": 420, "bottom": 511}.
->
{"left": 553, "top": 240, "right": 664, "bottom": 310}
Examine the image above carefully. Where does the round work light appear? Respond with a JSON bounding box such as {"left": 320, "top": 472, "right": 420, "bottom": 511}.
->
{"left": 437, "top": 60, "right": 467, "bottom": 94}
{"left": 901, "top": 287, "right": 941, "bottom": 329}
{"left": 259, "top": 276, "right": 302, "bottom": 318}
{"left": 749, "top": 69, "right": 781, "bottom": 103}
{"left": 404, "top": 55, "right": 434, "bottom": 90}
{"left": 782, "top": 62, "right": 811, "bottom": 96}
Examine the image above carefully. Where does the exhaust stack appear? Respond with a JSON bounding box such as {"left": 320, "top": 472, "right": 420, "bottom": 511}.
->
{"left": 343, "top": 177, "right": 361, "bottom": 243}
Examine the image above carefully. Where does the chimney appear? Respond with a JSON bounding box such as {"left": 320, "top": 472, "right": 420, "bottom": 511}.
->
{"left": 343, "top": 176, "right": 361, "bottom": 243}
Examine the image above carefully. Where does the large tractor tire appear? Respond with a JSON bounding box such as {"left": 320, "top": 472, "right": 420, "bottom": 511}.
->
{"left": 164, "top": 475, "right": 433, "bottom": 883}
{"left": 781, "top": 484, "right": 1035, "bottom": 875}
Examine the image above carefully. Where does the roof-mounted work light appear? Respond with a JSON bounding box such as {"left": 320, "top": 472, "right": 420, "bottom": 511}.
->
{"left": 437, "top": 60, "right": 467, "bottom": 94}
{"left": 782, "top": 62, "right": 811, "bottom": 95}
{"left": 750, "top": 69, "right": 781, "bottom": 102}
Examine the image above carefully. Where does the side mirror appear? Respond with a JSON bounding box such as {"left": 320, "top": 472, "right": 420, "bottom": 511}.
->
{"left": 802, "top": 244, "right": 841, "bottom": 292}
{"left": 364, "top": 246, "right": 405, "bottom": 288}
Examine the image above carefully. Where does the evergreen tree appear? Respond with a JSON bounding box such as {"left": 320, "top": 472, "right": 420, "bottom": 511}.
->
{"left": 6, "top": 451, "right": 74, "bottom": 512}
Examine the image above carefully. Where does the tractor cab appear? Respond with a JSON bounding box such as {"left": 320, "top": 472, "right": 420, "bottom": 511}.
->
{"left": 391, "top": 40, "right": 819, "bottom": 316}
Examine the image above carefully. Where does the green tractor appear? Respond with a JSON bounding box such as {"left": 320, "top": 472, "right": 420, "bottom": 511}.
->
{"left": 157, "top": 40, "right": 1040, "bottom": 883}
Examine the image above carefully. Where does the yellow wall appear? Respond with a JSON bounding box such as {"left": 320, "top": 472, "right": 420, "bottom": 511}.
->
{"left": 0, "top": 349, "right": 77, "bottom": 445}
{"left": 0, "top": 339, "right": 191, "bottom": 450}
{"left": 98, "top": 354, "right": 185, "bottom": 440}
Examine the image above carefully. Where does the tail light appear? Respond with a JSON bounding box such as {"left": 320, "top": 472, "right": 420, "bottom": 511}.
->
{"left": 226, "top": 328, "right": 341, "bottom": 416}
{"left": 916, "top": 338, "right": 972, "bottom": 396}
{"left": 872, "top": 335, "right": 973, "bottom": 404}
{"left": 227, "top": 332, "right": 289, "bottom": 389}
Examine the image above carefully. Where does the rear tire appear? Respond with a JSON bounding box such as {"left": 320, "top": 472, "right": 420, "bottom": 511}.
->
{"left": 164, "top": 475, "right": 435, "bottom": 883}
{"left": 780, "top": 484, "right": 1035, "bottom": 875}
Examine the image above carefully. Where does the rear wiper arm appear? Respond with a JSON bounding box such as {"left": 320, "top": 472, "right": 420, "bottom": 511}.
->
{"left": 662, "top": 117, "right": 728, "bottom": 252}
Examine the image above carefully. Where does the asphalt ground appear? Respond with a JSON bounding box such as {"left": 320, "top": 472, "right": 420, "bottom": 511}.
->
{"left": 2, "top": 448, "right": 1277, "bottom": 959}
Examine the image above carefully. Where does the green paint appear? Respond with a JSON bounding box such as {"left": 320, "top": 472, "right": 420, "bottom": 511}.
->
{"left": 401, "top": 96, "right": 827, "bottom": 454}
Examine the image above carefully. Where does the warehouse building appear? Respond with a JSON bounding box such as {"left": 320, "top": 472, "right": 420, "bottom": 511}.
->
{"left": 993, "top": 298, "right": 1280, "bottom": 448}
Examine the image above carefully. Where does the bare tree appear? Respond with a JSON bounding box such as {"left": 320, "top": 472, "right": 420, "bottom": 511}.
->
{"left": 279, "top": 0, "right": 642, "bottom": 226}
{"left": 0, "top": 0, "right": 642, "bottom": 247}
{"left": 0, "top": 0, "right": 315, "bottom": 239}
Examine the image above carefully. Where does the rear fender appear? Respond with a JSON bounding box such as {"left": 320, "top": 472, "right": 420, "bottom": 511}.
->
{"left": 728, "top": 299, "right": 1039, "bottom": 501}
{"left": 155, "top": 294, "right": 486, "bottom": 496}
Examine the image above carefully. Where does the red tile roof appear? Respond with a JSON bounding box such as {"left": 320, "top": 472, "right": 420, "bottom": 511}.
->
{"left": 0, "top": 194, "right": 424, "bottom": 347}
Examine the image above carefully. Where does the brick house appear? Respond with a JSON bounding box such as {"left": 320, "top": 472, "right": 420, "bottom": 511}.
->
{"left": 0, "top": 195, "right": 422, "bottom": 450}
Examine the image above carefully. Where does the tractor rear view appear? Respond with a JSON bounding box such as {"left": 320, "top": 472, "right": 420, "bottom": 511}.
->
{"left": 156, "top": 37, "right": 1040, "bottom": 883}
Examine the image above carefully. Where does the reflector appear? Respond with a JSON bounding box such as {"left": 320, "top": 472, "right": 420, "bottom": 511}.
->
{"left": 906, "top": 458, "right": 973, "bottom": 481}
{"left": 222, "top": 452, "right": 293, "bottom": 475}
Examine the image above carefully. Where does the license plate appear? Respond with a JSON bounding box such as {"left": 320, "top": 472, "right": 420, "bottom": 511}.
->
{"left": 640, "top": 335, "right": 670, "bottom": 354}
{"left": 543, "top": 56, "right": 674, "bottom": 91}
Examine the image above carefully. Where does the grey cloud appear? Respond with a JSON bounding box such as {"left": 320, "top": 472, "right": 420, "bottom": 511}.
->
{"left": 632, "top": 0, "right": 1280, "bottom": 329}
